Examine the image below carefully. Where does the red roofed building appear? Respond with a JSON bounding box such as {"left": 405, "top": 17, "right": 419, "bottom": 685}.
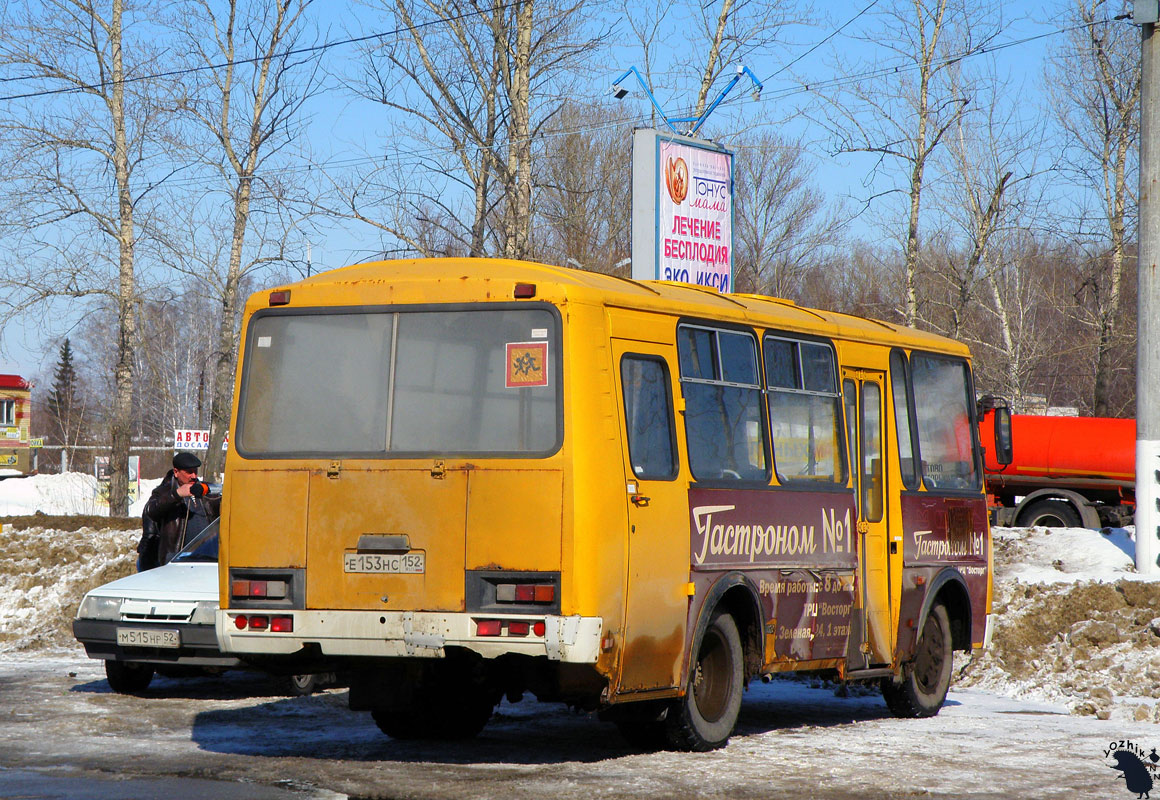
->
{"left": 0, "top": 375, "right": 32, "bottom": 474}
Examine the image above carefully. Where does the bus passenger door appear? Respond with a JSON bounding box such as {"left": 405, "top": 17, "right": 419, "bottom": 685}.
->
{"left": 842, "top": 368, "right": 894, "bottom": 667}
{"left": 612, "top": 339, "right": 687, "bottom": 693}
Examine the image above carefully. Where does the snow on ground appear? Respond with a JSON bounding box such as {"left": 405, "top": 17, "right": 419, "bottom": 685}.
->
{"left": 1, "top": 474, "right": 1159, "bottom": 725}
{"left": 0, "top": 472, "right": 161, "bottom": 516}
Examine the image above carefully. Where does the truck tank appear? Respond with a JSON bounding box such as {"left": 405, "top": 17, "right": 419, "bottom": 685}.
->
{"left": 979, "top": 413, "right": 1135, "bottom": 528}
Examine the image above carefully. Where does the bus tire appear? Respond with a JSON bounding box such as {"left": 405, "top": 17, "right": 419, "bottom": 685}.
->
{"left": 105, "top": 660, "right": 154, "bottom": 694}
{"left": 371, "top": 691, "right": 494, "bottom": 740}
{"left": 1015, "top": 498, "right": 1081, "bottom": 528}
{"left": 882, "top": 602, "right": 952, "bottom": 718}
{"left": 665, "top": 610, "right": 743, "bottom": 751}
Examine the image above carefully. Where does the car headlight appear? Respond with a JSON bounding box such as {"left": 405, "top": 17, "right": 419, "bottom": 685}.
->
{"left": 190, "top": 601, "right": 217, "bottom": 625}
{"left": 78, "top": 595, "right": 122, "bottom": 621}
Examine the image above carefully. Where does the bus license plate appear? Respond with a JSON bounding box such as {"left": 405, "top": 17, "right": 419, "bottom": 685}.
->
{"left": 343, "top": 552, "right": 425, "bottom": 574}
{"left": 116, "top": 628, "right": 180, "bottom": 648}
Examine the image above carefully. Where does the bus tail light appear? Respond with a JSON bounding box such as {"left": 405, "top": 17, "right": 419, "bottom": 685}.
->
{"left": 248, "top": 615, "right": 269, "bottom": 630}
{"left": 474, "top": 619, "right": 545, "bottom": 637}
{"left": 476, "top": 620, "right": 503, "bottom": 636}
{"left": 496, "top": 583, "right": 555, "bottom": 604}
{"left": 231, "top": 579, "right": 288, "bottom": 600}
{"left": 270, "top": 616, "right": 294, "bottom": 632}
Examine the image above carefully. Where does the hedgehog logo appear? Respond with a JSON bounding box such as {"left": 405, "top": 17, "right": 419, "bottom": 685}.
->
{"left": 1105, "top": 740, "right": 1160, "bottom": 799}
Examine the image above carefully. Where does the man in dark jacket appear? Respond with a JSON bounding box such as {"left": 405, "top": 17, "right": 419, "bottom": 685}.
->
{"left": 137, "top": 452, "right": 221, "bottom": 571}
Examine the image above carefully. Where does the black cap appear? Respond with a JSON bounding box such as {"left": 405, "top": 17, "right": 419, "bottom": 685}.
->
{"left": 173, "top": 451, "right": 201, "bottom": 471}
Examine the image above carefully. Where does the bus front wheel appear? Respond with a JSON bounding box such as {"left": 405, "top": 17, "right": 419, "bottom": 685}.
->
{"left": 665, "top": 610, "right": 743, "bottom": 751}
{"left": 882, "top": 602, "right": 952, "bottom": 718}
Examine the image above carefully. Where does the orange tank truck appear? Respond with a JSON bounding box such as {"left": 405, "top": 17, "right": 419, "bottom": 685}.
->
{"left": 978, "top": 410, "right": 1134, "bottom": 529}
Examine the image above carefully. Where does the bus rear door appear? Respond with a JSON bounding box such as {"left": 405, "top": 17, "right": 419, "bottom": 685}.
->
{"left": 612, "top": 338, "right": 687, "bottom": 694}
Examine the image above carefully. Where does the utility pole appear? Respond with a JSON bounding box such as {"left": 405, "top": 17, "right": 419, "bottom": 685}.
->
{"left": 1137, "top": 1, "right": 1160, "bottom": 574}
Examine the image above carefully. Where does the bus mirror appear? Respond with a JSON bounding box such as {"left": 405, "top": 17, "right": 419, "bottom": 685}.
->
{"left": 993, "top": 406, "right": 1013, "bottom": 466}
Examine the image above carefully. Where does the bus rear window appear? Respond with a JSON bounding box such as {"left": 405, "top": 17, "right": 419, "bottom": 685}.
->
{"left": 236, "top": 307, "right": 561, "bottom": 457}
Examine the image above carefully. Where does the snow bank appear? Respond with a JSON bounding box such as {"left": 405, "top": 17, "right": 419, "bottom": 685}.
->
{"left": 0, "top": 472, "right": 161, "bottom": 516}
{"left": 958, "top": 525, "right": 1160, "bottom": 722}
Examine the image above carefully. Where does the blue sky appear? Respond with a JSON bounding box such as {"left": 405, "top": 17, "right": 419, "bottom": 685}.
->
{"left": 0, "top": 1, "right": 1115, "bottom": 383}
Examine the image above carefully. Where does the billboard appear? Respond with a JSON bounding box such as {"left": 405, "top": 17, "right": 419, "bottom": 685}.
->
{"left": 173, "top": 428, "right": 229, "bottom": 450}
{"left": 631, "top": 128, "right": 733, "bottom": 292}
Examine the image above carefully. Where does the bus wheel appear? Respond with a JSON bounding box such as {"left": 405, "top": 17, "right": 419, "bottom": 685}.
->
{"left": 882, "top": 602, "right": 952, "bottom": 718}
{"left": 665, "top": 610, "right": 743, "bottom": 751}
{"left": 370, "top": 659, "right": 498, "bottom": 740}
{"left": 372, "top": 690, "right": 495, "bottom": 740}
{"left": 105, "top": 661, "right": 154, "bottom": 694}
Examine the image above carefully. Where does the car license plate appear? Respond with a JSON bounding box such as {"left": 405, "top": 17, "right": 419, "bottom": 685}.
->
{"left": 343, "top": 552, "right": 425, "bottom": 574}
{"left": 116, "top": 628, "right": 180, "bottom": 648}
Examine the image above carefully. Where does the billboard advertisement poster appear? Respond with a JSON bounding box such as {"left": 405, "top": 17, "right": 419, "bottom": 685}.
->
{"left": 631, "top": 129, "right": 733, "bottom": 292}
{"left": 173, "top": 428, "right": 229, "bottom": 450}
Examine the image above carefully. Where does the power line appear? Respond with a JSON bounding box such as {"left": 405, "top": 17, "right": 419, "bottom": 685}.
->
{"left": 765, "top": 0, "right": 883, "bottom": 82}
{"left": 0, "top": 14, "right": 1116, "bottom": 196}
{"left": 0, "top": 1, "right": 525, "bottom": 104}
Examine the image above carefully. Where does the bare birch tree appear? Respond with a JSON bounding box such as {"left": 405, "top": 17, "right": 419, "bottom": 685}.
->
{"left": 0, "top": 0, "right": 178, "bottom": 514}
{"left": 171, "top": 0, "right": 321, "bottom": 477}
{"left": 338, "top": 0, "right": 598, "bottom": 261}
{"left": 1047, "top": 0, "right": 1139, "bottom": 416}
{"left": 817, "top": 0, "right": 1002, "bottom": 327}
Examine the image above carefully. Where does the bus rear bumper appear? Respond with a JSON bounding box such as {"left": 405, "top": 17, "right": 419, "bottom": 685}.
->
{"left": 216, "top": 609, "right": 603, "bottom": 663}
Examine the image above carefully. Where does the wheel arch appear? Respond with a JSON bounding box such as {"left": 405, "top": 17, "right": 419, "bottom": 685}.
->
{"left": 920, "top": 568, "right": 972, "bottom": 653}
{"left": 689, "top": 572, "right": 764, "bottom": 683}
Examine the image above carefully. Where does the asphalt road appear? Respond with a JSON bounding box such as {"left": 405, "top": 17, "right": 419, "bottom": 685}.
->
{"left": 0, "top": 654, "right": 1155, "bottom": 800}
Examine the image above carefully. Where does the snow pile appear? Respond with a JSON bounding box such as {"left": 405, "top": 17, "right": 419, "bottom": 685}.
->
{"left": 0, "top": 472, "right": 159, "bottom": 516}
{"left": 957, "top": 525, "right": 1160, "bottom": 722}
{"left": 0, "top": 525, "right": 137, "bottom": 652}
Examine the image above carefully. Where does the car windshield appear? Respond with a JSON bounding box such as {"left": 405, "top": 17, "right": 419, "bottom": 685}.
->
{"left": 172, "top": 519, "right": 219, "bottom": 563}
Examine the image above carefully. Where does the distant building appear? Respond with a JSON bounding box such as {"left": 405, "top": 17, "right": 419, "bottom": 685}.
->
{"left": 0, "top": 375, "right": 32, "bottom": 475}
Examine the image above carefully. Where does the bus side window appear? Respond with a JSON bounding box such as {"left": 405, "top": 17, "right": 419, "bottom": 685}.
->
{"left": 621, "top": 356, "right": 678, "bottom": 480}
{"left": 764, "top": 336, "right": 845, "bottom": 484}
{"left": 910, "top": 355, "right": 980, "bottom": 491}
{"left": 677, "top": 326, "right": 768, "bottom": 482}
{"left": 843, "top": 379, "right": 858, "bottom": 515}
{"left": 861, "top": 382, "right": 884, "bottom": 522}
{"left": 889, "top": 350, "right": 920, "bottom": 490}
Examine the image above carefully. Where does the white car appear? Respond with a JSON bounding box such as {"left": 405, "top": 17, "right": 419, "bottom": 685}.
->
{"left": 73, "top": 520, "right": 330, "bottom": 695}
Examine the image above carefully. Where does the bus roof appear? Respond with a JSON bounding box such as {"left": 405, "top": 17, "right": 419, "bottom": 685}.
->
{"left": 264, "top": 258, "right": 969, "bottom": 357}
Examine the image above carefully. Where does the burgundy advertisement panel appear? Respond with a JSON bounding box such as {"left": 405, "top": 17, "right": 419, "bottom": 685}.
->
{"left": 767, "top": 570, "right": 856, "bottom": 661}
{"left": 688, "top": 487, "right": 859, "bottom": 570}
{"left": 899, "top": 493, "right": 990, "bottom": 644}
{"left": 688, "top": 487, "right": 859, "bottom": 663}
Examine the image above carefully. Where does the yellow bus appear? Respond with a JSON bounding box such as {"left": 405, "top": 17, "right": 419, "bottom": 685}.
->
{"left": 217, "top": 258, "right": 1006, "bottom": 750}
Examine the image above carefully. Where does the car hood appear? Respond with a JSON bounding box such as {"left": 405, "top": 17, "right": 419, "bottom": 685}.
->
{"left": 83, "top": 561, "right": 219, "bottom": 604}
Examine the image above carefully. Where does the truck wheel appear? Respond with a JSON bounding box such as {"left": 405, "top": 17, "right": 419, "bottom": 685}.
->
{"left": 105, "top": 661, "right": 154, "bottom": 694}
{"left": 882, "top": 603, "right": 952, "bottom": 718}
{"left": 664, "top": 610, "right": 743, "bottom": 751}
{"left": 1015, "top": 498, "right": 1081, "bottom": 528}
